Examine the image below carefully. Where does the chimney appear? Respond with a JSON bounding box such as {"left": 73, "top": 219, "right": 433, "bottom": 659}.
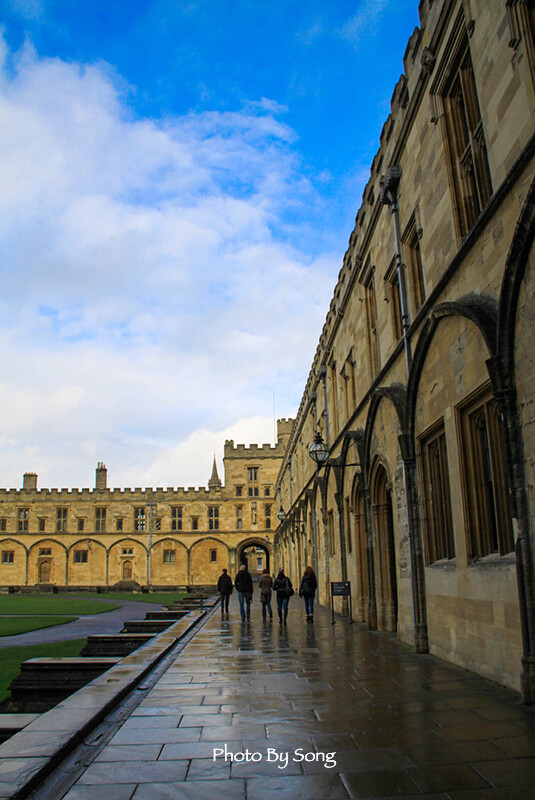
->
{"left": 95, "top": 463, "right": 107, "bottom": 491}
{"left": 23, "top": 472, "right": 38, "bottom": 491}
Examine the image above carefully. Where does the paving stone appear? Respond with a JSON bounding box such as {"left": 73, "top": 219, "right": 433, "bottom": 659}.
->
{"left": 77, "top": 759, "right": 188, "bottom": 784}
{"left": 246, "top": 773, "right": 349, "bottom": 799}
{"left": 132, "top": 779, "right": 247, "bottom": 799}
{"left": 95, "top": 744, "right": 162, "bottom": 761}
{"left": 108, "top": 727, "right": 202, "bottom": 746}
{"left": 62, "top": 784, "right": 137, "bottom": 800}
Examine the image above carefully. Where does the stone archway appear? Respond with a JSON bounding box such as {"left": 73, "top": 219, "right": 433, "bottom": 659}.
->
{"left": 238, "top": 540, "right": 270, "bottom": 578}
{"left": 370, "top": 461, "right": 398, "bottom": 632}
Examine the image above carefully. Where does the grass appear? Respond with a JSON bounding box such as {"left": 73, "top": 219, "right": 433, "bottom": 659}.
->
{"left": 58, "top": 591, "right": 188, "bottom": 605}
{"left": 0, "top": 596, "right": 120, "bottom": 615}
{"left": 0, "top": 616, "right": 77, "bottom": 637}
{"left": 0, "top": 639, "right": 87, "bottom": 706}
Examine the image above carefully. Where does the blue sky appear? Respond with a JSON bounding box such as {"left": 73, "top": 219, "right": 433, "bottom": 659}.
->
{"left": 0, "top": 0, "right": 420, "bottom": 488}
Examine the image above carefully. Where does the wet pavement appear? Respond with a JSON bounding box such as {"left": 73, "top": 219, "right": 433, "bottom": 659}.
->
{"left": 45, "top": 596, "right": 535, "bottom": 799}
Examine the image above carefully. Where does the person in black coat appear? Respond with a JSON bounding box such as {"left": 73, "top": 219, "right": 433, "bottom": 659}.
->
{"left": 217, "top": 568, "right": 233, "bottom": 614}
{"left": 299, "top": 565, "right": 318, "bottom": 621}
{"left": 234, "top": 564, "right": 253, "bottom": 620}
{"left": 273, "top": 567, "right": 293, "bottom": 624}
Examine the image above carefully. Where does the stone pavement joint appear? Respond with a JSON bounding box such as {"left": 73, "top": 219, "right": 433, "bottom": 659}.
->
{"left": 4, "top": 595, "right": 535, "bottom": 799}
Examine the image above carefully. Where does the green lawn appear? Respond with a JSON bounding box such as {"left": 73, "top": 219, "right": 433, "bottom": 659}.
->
{"left": 0, "top": 639, "right": 87, "bottom": 706}
{"left": 0, "top": 596, "right": 119, "bottom": 616}
{"left": 58, "top": 591, "right": 188, "bottom": 605}
{"left": 0, "top": 616, "right": 77, "bottom": 637}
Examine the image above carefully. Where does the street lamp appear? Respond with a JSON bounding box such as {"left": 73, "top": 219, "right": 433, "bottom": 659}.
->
{"left": 277, "top": 506, "right": 287, "bottom": 522}
{"left": 309, "top": 431, "right": 330, "bottom": 466}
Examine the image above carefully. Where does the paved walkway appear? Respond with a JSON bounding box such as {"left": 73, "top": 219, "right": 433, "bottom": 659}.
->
{"left": 0, "top": 598, "right": 163, "bottom": 648}
{"left": 42, "top": 596, "right": 535, "bottom": 799}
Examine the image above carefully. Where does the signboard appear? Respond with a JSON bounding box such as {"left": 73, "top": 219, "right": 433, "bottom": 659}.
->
{"left": 330, "top": 581, "right": 353, "bottom": 624}
{"left": 331, "top": 581, "right": 351, "bottom": 597}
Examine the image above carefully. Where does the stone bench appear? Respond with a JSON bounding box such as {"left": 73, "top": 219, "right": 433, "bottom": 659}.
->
{"left": 80, "top": 634, "right": 156, "bottom": 657}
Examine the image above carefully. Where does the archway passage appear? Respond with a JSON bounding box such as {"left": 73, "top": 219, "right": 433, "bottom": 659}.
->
{"left": 371, "top": 463, "right": 398, "bottom": 632}
{"left": 238, "top": 541, "right": 270, "bottom": 577}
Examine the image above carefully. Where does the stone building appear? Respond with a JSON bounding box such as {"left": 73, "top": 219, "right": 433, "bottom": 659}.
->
{"left": 0, "top": 419, "right": 292, "bottom": 591}
{"left": 274, "top": 0, "right": 535, "bottom": 702}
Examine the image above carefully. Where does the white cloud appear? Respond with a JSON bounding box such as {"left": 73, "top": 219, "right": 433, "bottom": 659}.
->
{"left": 341, "top": 0, "right": 390, "bottom": 45}
{"left": 0, "top": 38, "right": 339, "bottom": 489}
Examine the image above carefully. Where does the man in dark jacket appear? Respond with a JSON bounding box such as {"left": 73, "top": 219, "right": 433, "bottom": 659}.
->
{"left": 217, "top": 568, "right": 233, "bottom": 614}
{"left": 234, "top": 564, "right": 253, "bottom": 620}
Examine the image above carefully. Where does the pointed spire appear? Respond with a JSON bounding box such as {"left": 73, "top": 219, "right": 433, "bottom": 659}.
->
{"left": 208, "top": 455, "right": 222, "bottom": 490}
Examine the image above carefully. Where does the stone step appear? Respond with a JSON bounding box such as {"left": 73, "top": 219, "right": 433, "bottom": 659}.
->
{"left": 80, "top": 634, "right": 156, "bottom": 657}
{"left": 144, "top": 610, "right": 188, "bottom": 620}
{"left": 0, "top": 714, "right": 40, "bottom": 744}
{"left": 9, "top": 658, "right": 120, "bottom": 709}
{"left": 121, "top": 619, "right": 173, "bottom": 633}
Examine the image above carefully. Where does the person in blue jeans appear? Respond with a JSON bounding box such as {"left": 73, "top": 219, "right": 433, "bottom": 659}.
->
{"left": 273, "top": 568, "right": 293, "bottom": 624}
{"left": 258, "top": 568, "right": 273, "bottom": 620}
{"left": 299, "top": 565, "right": 318, "bottom": 622}
{"left": 234, "top": 564, "right": 253, "bottom": 620}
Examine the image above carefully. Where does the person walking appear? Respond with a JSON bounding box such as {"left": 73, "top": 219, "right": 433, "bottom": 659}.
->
{"left": 299, "top": 565, "right": 318, "bottom": 621}
{"left": 234, "top": 563, "right": 253, "bottom": 620}
{"left": 273, "top": 567, "right": 293, "bottom": 625}
{"left": 258, "top": 568, "right": 273, "bottom": 620}
{"left": 217, "top": 568, "right": 233, "bottom": 614}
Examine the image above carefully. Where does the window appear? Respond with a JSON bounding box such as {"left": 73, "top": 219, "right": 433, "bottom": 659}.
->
{"left": 77, "top": 518, "right": 85, "bottom": 533}
{"left": 403, "top": 218, "right": 426, "bottom": 312}
{"left": 236, "top": 506, "right": 243, "bottom": 530}
{"left": 1, "top": 551, "right": 14, "bottom": 564}
{"left": 208, "top": 507, "right": 219, "bottom": 530}
{"left": 328, "top": 510, "right": 336, "bottom": 556}
{"left": 38, "top": 518, "right": 46, "bottom": 532}
{"left": 122, "top": 547, "right": 133, "bottom": 555}
{"left": 155, "top": 518, "right": 161, "bottom": 531}
{"left": 364, "top": 268, "right": 381, "bottom": 377}
{"left": 192, "top": 517, "right": 199, "bottom": 531}
{"left": 256, "top": 557, "right": 263, "bottom": 570}
{"left": 264, "top": 487, "right": 270, "bottom": 497}
{"left": 459, "top": 386, "right": 513, "bottom": 559}
{"left": 441, "top": 39, "right": 492, "bottom": 237}
{"left": 39, "top": 548, "right": 51, "bottom": 556}
{"left": 171, "top": 507, "right": 183, "bottom": 531}
{"left": 210, "top": 548, "right": 217, "bottom": 562}
{"left": 236, "top": 486, "right": 243, "bottom": 497}
{"left": 163, "top": 549, "right": 175, "bottom": 563}
{"left": 0, "top": 519, "right": 6, "bottom": 532}
{"left": 420, "top": 421, "right": 455, "bottom": 563}
{"left": 265, "top": 504, "right": 272, "bottom": 530}
{"left": 248, "top": 467, "right": 258, "bottom": 481}
{"left": 18, "top": 508, "right": 29, "bottom": 532}
{"left": 248, "top": 486, "right": 259, "bottom": 497}
{"left": 56, "top": 508, "right": 67, "bottom": 532}
{"left": 330, "top": 360, "right": 339, "bottom": 437}
{"left": 134, "top": 507, "right": 146, "bottom": 531}
{"left": 116, "top": 518, "right": 123, "bottom": 532}
{"left": 73, "top": 550, "right": 88, "bottom": 564}
{"left": 385, "top": 260, "right": 403, "bottom": 341}
{"left": 96, "top": 507, "right": 106, "bottom": 532}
